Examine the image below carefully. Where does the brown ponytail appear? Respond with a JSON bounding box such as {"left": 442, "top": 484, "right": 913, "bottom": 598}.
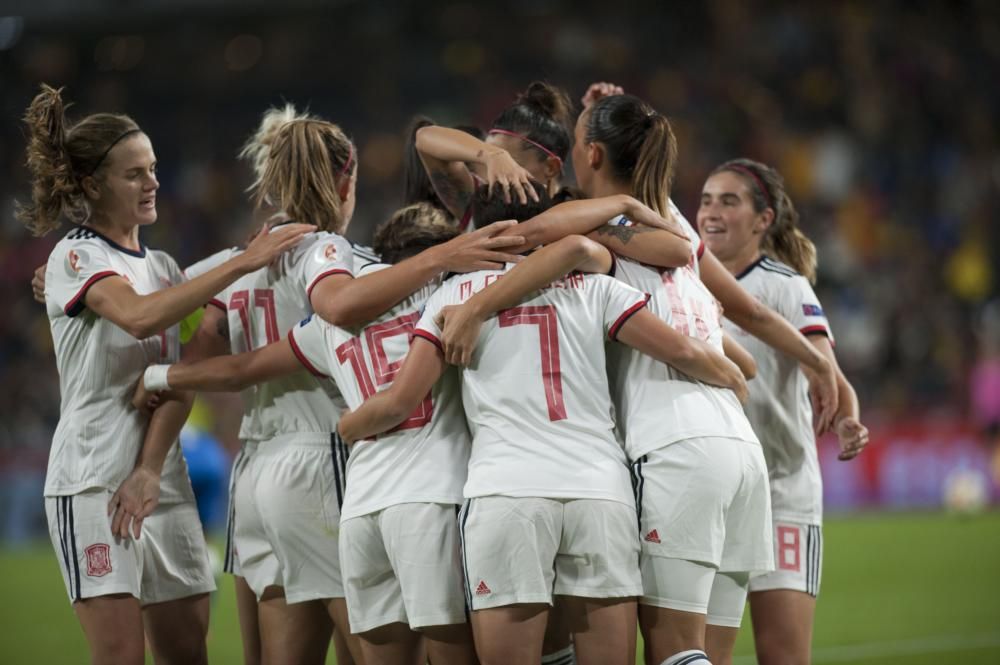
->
{"left": 17, "top": 84, "right": 140, "bottom": 236}
{"left": 253, "top": 119, "right": 355, "bottom": 234}
{"left": 584, "top": 94, "right": 677, "bottom": 217}
{"left": 713, "top": 158, "right": 817, "bottom": 283}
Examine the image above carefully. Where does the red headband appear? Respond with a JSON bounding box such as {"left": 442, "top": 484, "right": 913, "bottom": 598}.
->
{"left": 488, "top": 129, "right": 563, "bottom": 170}
{"left": 340, "top": 143, "right": 354, "bottom": 177}
{"left": 728, "top": 165, "right": 773, "bottom": 210}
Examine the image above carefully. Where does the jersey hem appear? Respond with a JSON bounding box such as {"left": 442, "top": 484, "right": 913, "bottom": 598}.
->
{"left": 341, "top": 495, "right": 465, "bottom": 522}
{"left": 64, "top": 270, "right": 120, "bottom": 317}
{"left": 627, "top": 432, "right": 759, "bottom": 461}
{"left": 306, "top": 268, "right": 353, "bottom": 299}
{"left": 609, "top": 296, "right": 650, "bottom": 340}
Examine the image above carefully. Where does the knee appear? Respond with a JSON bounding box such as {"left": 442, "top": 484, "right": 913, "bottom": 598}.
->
{"left": 152, "top": 639, "right": 208, "bottom": 665}
{"left": 754, "top": 636, "right": 809, "bottom": 665}
{"left": 91, "top": 633, "right": 145, "bottom": 665}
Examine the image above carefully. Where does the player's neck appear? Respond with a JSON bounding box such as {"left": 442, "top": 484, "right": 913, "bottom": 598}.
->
{"left": 723, "top": 246, "right": 763, "bottom": 277}
{"left": 588, "top": 178, "right": 630, "bottom": 201}
{"left": 85, "top": 215, "right": 142, "bottom": 252}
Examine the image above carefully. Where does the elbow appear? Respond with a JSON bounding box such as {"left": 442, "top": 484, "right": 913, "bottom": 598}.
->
{"left": 126, "top": 317, "right": 160, "bottom": 341}
{"left": 316, "top": 301, "right": 356, "bottom": 328}
{"left": 414, "top": 125, "right": 433, "bottom": 153}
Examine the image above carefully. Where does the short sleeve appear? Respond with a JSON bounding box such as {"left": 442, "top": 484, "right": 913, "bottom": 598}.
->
{"left": 599, "top": 276, "right": 650, "bottom": 341}
{"left": 47, "top": 239, "right": 121, "bottom": 317}
{"left": 413, "top": 286, "right": 448, "bottom": 352}
{"left": 783, "top": 276, "right": 834, "bottom": 344}
{"left": 287, "top": 314, "right": 333, "bottom": 377}
{"left": 301, "top": 233, "right": 355, "bottom": 299}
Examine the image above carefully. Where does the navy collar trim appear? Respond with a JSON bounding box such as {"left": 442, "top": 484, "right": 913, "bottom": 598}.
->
{"left": 734, "top": 256, "right": 765, "bottom": 281}
{"left": 73, "top": 224, "right": 147, "bottom": 258}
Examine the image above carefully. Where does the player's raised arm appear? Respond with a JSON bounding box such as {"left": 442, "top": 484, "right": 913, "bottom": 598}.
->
{"left": 337, "top": 338, "right": 446, "bottom": 444}
{"left": 85, "top": 223, "right": 313, "bottom": 339}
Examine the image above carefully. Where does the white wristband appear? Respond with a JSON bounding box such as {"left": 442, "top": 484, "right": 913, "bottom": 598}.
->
{"left": 144, "top": 364, "right": 172, "bottom": 392}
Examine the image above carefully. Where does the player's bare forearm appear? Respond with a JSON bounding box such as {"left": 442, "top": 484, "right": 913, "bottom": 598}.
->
{"left": 507, "top": 195, "right": 637, "bottom": 250}
{"left": 338, "top": 390, "right": 410, "bottom": 444}
{"left": 589, "top": 226, "right": 690, "bottom": 268}
{"left": 723, "top": 332, "right": 757, "bottom": 380}
{"left": 463, "top": 236, "right": 611, "bottom": 318}
{"left": 137, "top": 392, "right": 194, "bottom": 474}
{"left": 312, "top": 259, "right": 444, "bottom": 328}
{"left": 414, "top": 126, "right": 481, "bottom": 218}
{"left": 339, "top": 339, "right": 445, "bottom": 442}
{"left": 167, "top": 338, "right": 300, "bottom": 392}
{"left": 811, "top": 336, "right": 860, "bottom": 422}
{"left": 616, "top": 309, "right": 744, "bottom": 392}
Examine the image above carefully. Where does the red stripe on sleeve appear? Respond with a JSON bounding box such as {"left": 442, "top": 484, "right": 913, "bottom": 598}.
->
{"left": 609, "top": 295, "right": 651, "bottom": 341}
{"left": 412, "top": 329, "right": 443, "bottom": 352}
{"left": 697, "top": 239, "right": 706, "bottom": 259}
{"left": 64, "top": 271, "right": 120, "bottom": 317}
{"left": 800, "top": 324, "right": 835, "bottom": 347}
{"left": 207, "top": 298, "right": 226, "bottom": 312}
{"left": 287, "top": 328, "right": 328, "bottom": 377}
{"left": 306, "top": 269, "right": 353, "bottom": 299}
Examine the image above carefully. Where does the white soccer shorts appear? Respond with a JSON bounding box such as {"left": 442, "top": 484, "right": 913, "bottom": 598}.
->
{"left": 458, "top": 496, "right": 642, "bottom": 611}
{"left": 237, "top": 434, "right": 346, "bottom": 603}
{"left": 748, "top": 518, "right": 822, "bottom": 597}
{"left": 632, "top": 436, "right": 774, "bottom": 609}
{"left": 46, "top": 489, "right": 215, "bottom": 605}
{"left": 340, "top": 502, "right": 467, "bottom": 633}
{"left": 223, "top": 441, "right": 257, "bottom": 577}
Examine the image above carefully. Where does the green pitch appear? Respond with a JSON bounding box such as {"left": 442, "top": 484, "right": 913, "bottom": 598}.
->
{"left": 2, "top": 510, "right": 998, "bottom": 664}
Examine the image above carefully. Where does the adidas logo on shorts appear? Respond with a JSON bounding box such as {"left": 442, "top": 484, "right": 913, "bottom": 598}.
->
{"left": 644, "top": 529, "right": 661, "bottom": 544}
{"left": 475, "top": 580, "right": 491, "bottom": 596}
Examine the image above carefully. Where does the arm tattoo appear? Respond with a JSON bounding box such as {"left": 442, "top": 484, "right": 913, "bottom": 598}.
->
{"left": 429, "top": 168, "right": 473, "bottom": 215}
{"left": 594, "top": 223, "right": 650, "bottom": 245}
{"left": 215, "top": 314, "right": 230, "bottom": 340}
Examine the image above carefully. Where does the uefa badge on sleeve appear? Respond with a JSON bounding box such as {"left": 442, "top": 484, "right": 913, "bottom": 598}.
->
{"left": 65, "top": 248, "right": 90, "bottom": 277}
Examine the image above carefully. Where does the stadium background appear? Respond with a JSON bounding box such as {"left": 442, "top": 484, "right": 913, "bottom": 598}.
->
{"left": 1, "top": 0, "right": 998, "bottom": 662}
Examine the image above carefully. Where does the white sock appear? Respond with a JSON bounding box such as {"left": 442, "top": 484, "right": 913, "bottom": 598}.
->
{"left": 661, "top": 649, "right": 711, "bottom": 665}
{"left": 541, "top": 644, "right": 576, "bottom": 665}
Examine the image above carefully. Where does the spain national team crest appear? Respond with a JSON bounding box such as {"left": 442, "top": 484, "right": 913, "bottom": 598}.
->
{"left": 323, "top": 243, "right": 337, "bottom": 261}
{"left": 84, "top": 543, "right": 112, "bottom": 577}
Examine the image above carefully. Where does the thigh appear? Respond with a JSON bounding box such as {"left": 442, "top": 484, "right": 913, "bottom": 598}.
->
{"left": 460, "top": 496, "right": 561, "bottom": 610}
{"left": 382, "top": 503, "right": 467, "bottom": 630}
{"left": 74, "top": 593, "right": 146, "bottom": 665}
{"left": 257, "top": 445, "right": 343, "bottom": 604}
{"left": 470, "top": 604, "right": 549, "bottom": 665}
{"left": 234, "top": 575, "right": 262, "bottom": 665}
{"left": 704, "top": 572, "right": 750, "bottom": 665}
{"left": 258, "top": 588, "right": 332, "bottom": 665}
{"left": 139, "top": 500, "right": 216, "bottom": 606}
{"left": 46, "top": 492, "right": 142, "bottom": 603}
{"left": 639, "top": 556, "right": 716, "bottom": 615}
{"left": 556, "top": 499, "right": 642, "bottom": 599}
{"left": 559, "top": 596, "right": 637, "bottom": 665}
{"left": 340, "top": 513, "right": 403, "bottom": 634}
{"left": 356, "top": 622, "right": 424, "bottom": 665}
{"left": 749, "top": 589, "right": 816, "bottom": 665}
{"left": 143, "top": 593, "right": 210, "bottom": 665}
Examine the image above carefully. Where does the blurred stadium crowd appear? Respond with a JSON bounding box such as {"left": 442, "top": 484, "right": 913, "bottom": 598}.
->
{"left": 1, "top": 1, "right": 998, "bottom": 536}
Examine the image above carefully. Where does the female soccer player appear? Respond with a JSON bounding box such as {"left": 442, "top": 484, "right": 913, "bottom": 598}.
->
{"left": 698, "top": 159, "right": 868, "bottom": 665}
{"left": 19, "top": 84, "right": 311, "bottom": 665}
{"left": 332, "top": 232, "right": 749, "bottom": 665}
{"left": 135, "top": 203, "right": 481, "bottom": 665}
{"left": 131, "top": 109, "right": 524, "bottom": 664}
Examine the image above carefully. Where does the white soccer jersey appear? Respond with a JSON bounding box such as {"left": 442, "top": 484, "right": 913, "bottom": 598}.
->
{"left": 288, "top": 263, "right": 469, "bottom": 521}
{"left": 349, "top": 242, "right": 380, "bottom": 274}
{"left": 416, "top": 267, "right": 648, "bottom": 506}
{"left": 723, "top": 256, "right": 832, "bottom": 520}
{"left": 43, "top": 226, "right": 191, "bottom": 501}
{"left": 609, "top": 256, "right": 759, "bottom": 461}
{"left": 213, "top": 228, "right": 353, "bottom": 443}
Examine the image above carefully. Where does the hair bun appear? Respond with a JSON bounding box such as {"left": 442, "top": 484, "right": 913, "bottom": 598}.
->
{"left": 518, "top": 81, "right": 574, "bottom": 130}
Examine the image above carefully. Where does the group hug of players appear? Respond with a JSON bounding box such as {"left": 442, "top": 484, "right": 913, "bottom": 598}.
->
{"left": 21, "top": 79, "right": 868, "bottom": 665}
